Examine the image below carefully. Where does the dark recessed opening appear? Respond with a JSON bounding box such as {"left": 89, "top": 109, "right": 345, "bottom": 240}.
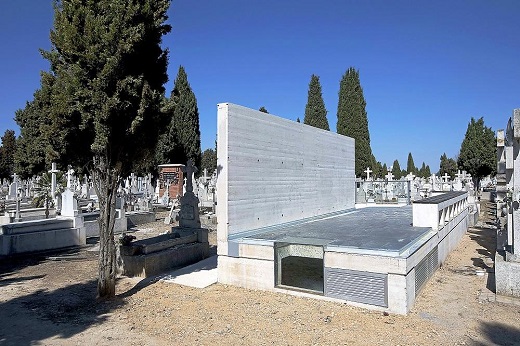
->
{"left": 280, "top": 256, "right": 324, "bottom": 293}
{"left": 275, "top": 243, "right": 324, "bottom": 294}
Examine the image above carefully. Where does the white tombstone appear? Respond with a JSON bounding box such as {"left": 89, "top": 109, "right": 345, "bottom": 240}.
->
{"left": 61, "top": 189, "right": 78, "bottom": 217}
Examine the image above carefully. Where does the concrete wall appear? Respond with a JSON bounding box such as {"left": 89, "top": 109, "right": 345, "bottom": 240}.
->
{"left": 217, "top": 103, "right": 355, "bottom": 254}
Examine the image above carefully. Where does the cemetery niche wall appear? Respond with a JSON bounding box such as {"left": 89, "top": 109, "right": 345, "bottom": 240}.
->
{"left": 495, "top": 109, "right": 520, "bottom": 297}
{"left": 217, "top": 103, "right": 471, "bottom": 314}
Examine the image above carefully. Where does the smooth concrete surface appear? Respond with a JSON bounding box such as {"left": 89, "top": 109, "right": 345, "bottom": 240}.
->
{"left": 495, "top": 252, "right": 520, "bottom": 297}
{"left": 0, "top": 227, "right": 85, "bottom": 255}
{"left": 127, "top": 211, "right": 155, "bottom": 227}
{"left": 217, "top": 103, "right": 356, "bottom": 241}
{"left": 245, "top": 207, "right": 431, "bottom": 254}
{"left": 161, "top": 255, "right": 217, "bottom": 288}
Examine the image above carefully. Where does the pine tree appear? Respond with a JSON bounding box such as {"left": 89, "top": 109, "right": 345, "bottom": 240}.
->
{"left": 304, "top": 74, "right": 329, "bottom": 131}
{"left": 337, "top": 67, "right": 373, "bottom": 177}
{"left": 382, "top": 163, "right": 388, "bottom": 177}
{"left": 259, "top": 106, "right": 268, "bottom": 113}
{"left": 42, "top": 0, "right": 171, "bottom": 298}
{"left": 458, "top": 117, "right": 496, "bottom": 189}
{"left": 296, "top": 117, "right": 300, "bottom": 123}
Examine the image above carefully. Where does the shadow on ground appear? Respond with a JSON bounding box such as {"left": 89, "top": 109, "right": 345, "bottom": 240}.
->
{"left": 0, "top": 247, "right": 86, "bottom": 276}
{"left": 470, "top": 322, "right": 520, "bottom": 346}
{"left": 0, "top": 278, "right": 125, "bottom": 346}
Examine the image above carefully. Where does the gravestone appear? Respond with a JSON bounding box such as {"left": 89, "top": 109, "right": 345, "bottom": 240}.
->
{"left": 6, "top": 173, "right": 18, "bottom": 201}
{"left": 61, "top": 189, "right": 78, "bottom": 217}
{"left": 178, "top": 160, "right": 201, "bottom": 229}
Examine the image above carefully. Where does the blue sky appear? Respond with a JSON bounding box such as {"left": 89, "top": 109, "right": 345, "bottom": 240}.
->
{"left": 1, "top": 1, "right": 518, "bottom": 171}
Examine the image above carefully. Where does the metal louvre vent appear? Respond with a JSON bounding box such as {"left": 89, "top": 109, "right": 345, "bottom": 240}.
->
{"left": 415, "top": 246, "right": 439, "bottom": 295}
{"left": 325, "top": 268, "right": 387, "bottom": 307}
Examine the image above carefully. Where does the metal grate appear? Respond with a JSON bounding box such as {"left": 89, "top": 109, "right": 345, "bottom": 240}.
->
{"left": 415, "top": 246, "right": 439, "bottom": 295}
{"left": 325, "top": 268, "right": 387, "bottom": 307}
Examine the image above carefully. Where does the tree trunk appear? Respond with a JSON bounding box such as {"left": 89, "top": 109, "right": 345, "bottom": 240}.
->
{"left": 92, "top": 155, "right": 120, "bottom": 298}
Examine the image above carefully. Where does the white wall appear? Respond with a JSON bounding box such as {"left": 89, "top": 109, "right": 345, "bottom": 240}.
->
{"left": 217, "top": 103, "right": 355, "bottom": 241}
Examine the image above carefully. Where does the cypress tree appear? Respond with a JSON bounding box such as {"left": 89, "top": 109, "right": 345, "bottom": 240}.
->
{"left": 337, "top": 67, "right": 373, "bottom": 177}
{"left": 170, "top": 66, "right": 202, "bottom": 169}
{"left": 42, "top": 0, "right": 171, "bottom": 297}
{"left": 391, "top": 159, "right": 402, "bottom": 179}
{"left": 458, "top": 117, "right": 496, "bottom": 189}
{"left": 406, "top": 152, "right": 417, "bottom": 174}
{"left": 304, "top": 74, "right": 329, "bottom": 130}
{"left": 0, "top": 130, "right": 17, "bottom": 180}
{"left": 259, "top": 106, "right": 268, "bottom": 113}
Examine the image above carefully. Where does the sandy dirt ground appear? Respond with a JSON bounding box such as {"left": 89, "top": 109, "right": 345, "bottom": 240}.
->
{"left": 1, "top": 200, "right": 520, "bottom": 346}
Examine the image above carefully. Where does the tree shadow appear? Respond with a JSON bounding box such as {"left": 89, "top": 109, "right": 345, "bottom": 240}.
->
{"left": 0, "top": 247, "right": 86, "bottom": 275}
{"left": 470, "top": 322, "right": 520, "bottom": 346}
{"left": 0, "top": 279, "right": 126, "bottom": 346}
{"left": 0, "top": 274, "right": 46, "bottom": 288}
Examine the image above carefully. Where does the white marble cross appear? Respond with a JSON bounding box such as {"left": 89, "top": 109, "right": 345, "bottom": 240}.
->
{"left": 385, "top": 171, "right": 394, "bottom": 181}
{"left": 365, "top": 167, "right": 372, "bottom": 180}
{"left": 442, "top": 173, "right": 450, "bottom": 183}
{"left": 66, "top": 166, "right": 75, "bottom": 190}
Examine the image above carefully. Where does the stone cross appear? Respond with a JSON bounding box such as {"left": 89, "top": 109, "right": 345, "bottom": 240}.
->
{"left": 455, "top": 170, "right": 464, "bottom": 181}
{"left": 406, "top": 172, "right": 416, "bottom": 181}
{"left": 66, "top": 166, "right": 75, "bottom": 190}
{"left": 181, "top": 159, "right": 198, "bottom": 193}
{"left": 385, "top": 171, "right": 394, "bottom": 181}
{"left": 442, "top": 173, "right": 450, "bottom": 183}
{"left": 49, "top": 162, "right": 59, "bottom": 199}
{"left": 365, "top": 167, "right": 372, "bottom": 180}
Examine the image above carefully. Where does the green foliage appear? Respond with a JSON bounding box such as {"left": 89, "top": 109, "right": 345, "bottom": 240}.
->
{"left": 0, "top": 130, "right": 17, "bottom": 180}
{"left": 296, "top": 117, "right": 300, "bottom": 123}
{"left": 382, "top": 163, "right": 388, "bottom": 177}
{"left": 418, "top": 162, "right": 432, "bottom": 178}
{"left": 158, "top": 66, "right": 201, "bottom": 169}
{"left": 374, "top": 161, "right": 384, "bottom": 179}
{"left": 391, "top": 160, "right": 402, "bottom": 180}
{"left": 200, "top": 148, "right": 217, "bottom": 175}
{"left": 438, "top": 153, "right": 458, "bottom": 178}
{"left": 44, "top": 0, "right": 171, "bottom": 175}
{"left": 14, "top": 73, "right": 58, "bottom": 178}
{"left": 43, "top": 0, "right": 171, "bottom": 298}
{"left": 32, "top": 170, "right": 66, "bottom": 218}
{"left": 457, "top": 117, "right": 496, "bottom": 187}
{"left": 304, "top": 74, "right": 329, "bottom": 131}
{"left": 259, "top": 106, "right": 268, "bottom": 113}
{"left": 337, "top": 67, "right": 373, "bottom": 177}
{"left": 406, "top": 152, "right": 417, "bottom": 174}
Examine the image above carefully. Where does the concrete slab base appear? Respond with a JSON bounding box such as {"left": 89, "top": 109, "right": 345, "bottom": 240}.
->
{"left": 495, "top": 252, "right": 520, "bottom": 297}
{"left": 161, "top": 255, "right": 217, "bottom": 288}
{"left": 118, "top": 242, "right": 209, "bottom": 278}
{"left": 0, "top": 227, "right": 86, "bottom": 256}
